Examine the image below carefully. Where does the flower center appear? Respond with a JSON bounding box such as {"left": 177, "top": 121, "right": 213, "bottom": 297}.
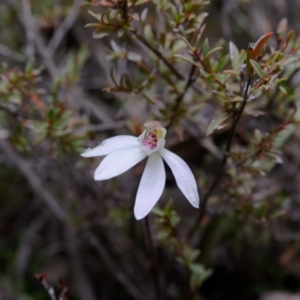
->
{"left": 142, "top": 130, "right": 159, "bottom": 149}
{"left": 138, "top": 121, "right": 167, "bottom": 156}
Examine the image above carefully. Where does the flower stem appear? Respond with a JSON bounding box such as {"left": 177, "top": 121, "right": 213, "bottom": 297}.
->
{"left": 144, "top": 216, "right": 162, "bottom": 299}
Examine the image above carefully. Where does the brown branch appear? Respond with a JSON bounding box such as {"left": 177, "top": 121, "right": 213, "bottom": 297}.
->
{"left": 187, "top": 75, "right": 253, "bottom": 239}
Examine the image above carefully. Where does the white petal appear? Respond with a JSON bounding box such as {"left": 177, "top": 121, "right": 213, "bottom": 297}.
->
{"left": 134, "top": 152, "right": 165, "bottom": 220}
{"left": 94, "top": 147, "right": 146, "bottom": 180}
{"left": 160, "top": 148, "right": 199, "bottom": 208}
{"left": 81, "top": 135, "right": 139, "bottom": 157}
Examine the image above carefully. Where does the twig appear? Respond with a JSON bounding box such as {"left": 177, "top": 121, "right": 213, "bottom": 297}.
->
{"left": 15, "top": 216, "right": 45, "bottom": 277}
{"left": 10, "top": 0, "right": 58, "bottom": 76}
{"left": 0, "top": 139, "right": 143, "bottom": 299}
{"left": 0, "top": 140, "right": 67, "bottom": 222}
{"left": 66, "top": 228, "right": 98, "bottom": 300}
{"left": 132, "top": 30, "right": 184, "bottom": 80}
{"left": 34, "top": 33, "right": 59, "bottom": 76}
{"left": 0, "top": 44, "right": 26, "bottom": 62}
{"left": 83, "top": 231, "right": 143, "bottom": 300}
{"left": 187, "top": 75, "right": 252, "bottom": 239}
{"left": 47, "top": 0, "right": 82, "bottom": 57}
{"left": 2, "top": 2, "right": 146, "bottom": 298}
{"left": 6, "top": 0, "right": 121, "bottom": 127}
{"left": 72, "top": 121, "right": 124, "bottom": 135}
{"left": 21, "top": 0, "right": 35, "bottom": 57}
{"left": 144, "top": 216, "right": 162, "bottom": 300}
{"left": 174, "top": 65, "right": 197, "bottom": 111}
{"left": 167, "top": 65, "right": 197, "bottom": 130}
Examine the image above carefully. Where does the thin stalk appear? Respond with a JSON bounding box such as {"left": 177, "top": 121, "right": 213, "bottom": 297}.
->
{"left": 167, "top": 65, "right": 197, "bottom": 130}
{"left": 132, "top": 30, "right": 184, "bottom": 80}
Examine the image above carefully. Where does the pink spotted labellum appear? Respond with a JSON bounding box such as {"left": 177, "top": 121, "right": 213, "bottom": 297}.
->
{"left": 81, "top": 121, "right": 200, "bottom": 220}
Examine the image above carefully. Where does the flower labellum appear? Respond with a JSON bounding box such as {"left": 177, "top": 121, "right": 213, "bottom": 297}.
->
{"left": 81, "top": 121, "right": 200, "bottom": 220}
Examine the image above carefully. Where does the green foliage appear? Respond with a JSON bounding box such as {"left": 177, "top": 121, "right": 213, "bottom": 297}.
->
{"left": 0, "top": 54, "right": 86, "bottom": 156}
{"left": 154, "top": 203, "right": 212, "bottom": 292}
{"left": 2, "top": 0, "right": 300, "bottom": 299}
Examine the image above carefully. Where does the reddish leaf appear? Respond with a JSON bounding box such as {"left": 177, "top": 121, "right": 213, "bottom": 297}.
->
{"left": 253, "top": 32, "right": 273, "bottom": 57}
{"left": 286, "top": 30, "right": 295, "bottom": 45}
{"left": 35, "top": 273, "right": 48, "bottom": 282}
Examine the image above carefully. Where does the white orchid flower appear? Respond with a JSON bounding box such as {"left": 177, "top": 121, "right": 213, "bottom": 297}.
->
{"left": 81, "top": 121, "right": 199, "bottom": 220}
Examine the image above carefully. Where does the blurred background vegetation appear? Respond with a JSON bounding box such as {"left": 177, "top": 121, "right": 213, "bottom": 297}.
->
{"left": 1, "top": 0, "right": 300, "bottom": 299}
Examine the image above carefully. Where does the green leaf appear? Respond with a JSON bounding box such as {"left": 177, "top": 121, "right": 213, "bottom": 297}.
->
{"left": 109, "top": 67, "right": 118, "bottom": 86}
{"left": 195, "top": 24, "right": 207, "bottom": 50}
{"left": 229, "top": 41, "right": 240, "bottom": 74}
{"left": 232, "top": 96, "right": 243, "bottom": 102}
{"left": 171, "top": 40, "right": 187, "bottom": 54}
{"left": 179, "top": 36, "right": 195, "bottom": 52}
{"left": 202, "top": 38, "right": 211, "bottom": 71}
{"left": 250, "top": 59, "right": 268, "bottom": 79}
{"left": 214, "top": 54, "right": 230, "bottom": 72}
{"left": 206, "top": 115, "right": 229, "bottom": 136}
{"left": 223, "top": 69, "right": 239, "bottom": 76}
{"left": 144, "top": 24, "right": 154, "bottom": 43}
{"left": 204, "top": 46, "right": 223, "bottom": 60}
{"left": 133, "top": 0, "right": 151, "bottom": 6}
{"left": 282, "top": 55, "right": 300, "bottom": 66}
{"left": 286, "top": 30, "right": 295, "bottom": 45}
{"left": 93, "top": 26, "right": 115, "bottom": 39}
{"left": 127, "top": 52, "right": 142, "bottom": 62}
{"left": 173, "top": 54, "right": 201, "bottom": 68}
{"left": 87, "top": 10, "right": 101, "bottom": 21}
{"left": 170, "top": 214, "right": 180, "bottom": 227}
{"left": 123, "top": 74, "right": 133, "bottom": 89}
{"left": 141, "top": 92, "right": 157, "bottom": 104}
{"left": 279, "top": 85, "right": 287, "bottom": 95}
{"left": 190, "top": 263, "right": 213, "bottom": 289}
{"left": 84, "top": 23, "right": 100, "bottom": 28}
